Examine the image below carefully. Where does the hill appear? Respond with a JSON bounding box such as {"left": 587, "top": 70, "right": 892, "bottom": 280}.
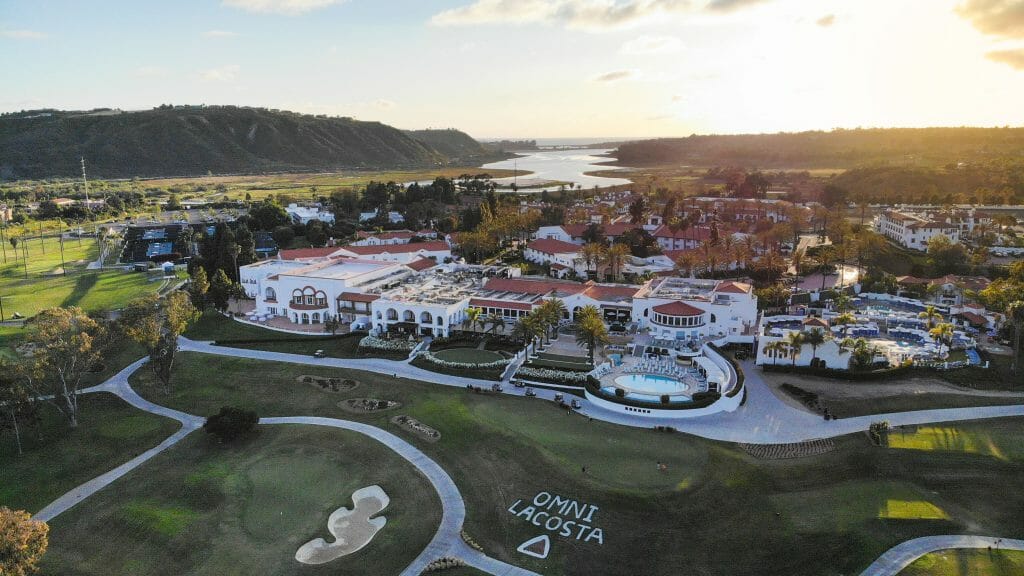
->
{"left": 403, "top": 128, "right": 494, "bottom": 162}
{"left": 614, "top": 127, "right": 1024, "bottom": 169}
{"left": 0, "top": 106, "right": 490, "bottom": 180}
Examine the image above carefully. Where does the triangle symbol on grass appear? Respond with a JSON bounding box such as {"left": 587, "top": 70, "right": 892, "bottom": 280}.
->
{"left": 517, "top": 534, "right": 550, "bottom": 559}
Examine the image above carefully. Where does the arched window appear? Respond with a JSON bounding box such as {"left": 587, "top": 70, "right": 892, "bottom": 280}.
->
{"left": 710, "top": 313, "right": 716, "bottom": 323}
{"left": 420, "top": 311, "right": 433, "bottom": 324}
{"left": 386, "top": 309, "right": 398, "bottom": 321}
{"left": 312, "top": 312, "right": 320, "bottom": 323}
{"left": 292, "top": 289, "right": 303, "bottom": 305}
{"left": 376, "top": 311, "right": 382, "bottom": 319}
{"left": 265, "top": 287, "right": 277, "bottom": 301}
{"left": 403, "top": 310, "right": 415, "bottom": 322}
{"left": 437, "top": 316, "right": 444, "bottom": 326}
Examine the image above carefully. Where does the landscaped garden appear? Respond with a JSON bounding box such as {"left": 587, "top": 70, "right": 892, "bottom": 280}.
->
{"left": 115, "top": 353, "right": 1024, "bottom": 576}
{"left": 40, "top": 424, "right": 442, "bottom": 576}
{"left": 185, "top": 312, "right": 367, "bottom": 358}
{"left": 0, "top": 393, "right": 180, "bottom": 513}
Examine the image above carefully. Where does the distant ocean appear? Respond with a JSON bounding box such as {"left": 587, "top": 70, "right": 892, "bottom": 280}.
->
{"left": 532, "top": 137, "right": 638, "bottom": 147}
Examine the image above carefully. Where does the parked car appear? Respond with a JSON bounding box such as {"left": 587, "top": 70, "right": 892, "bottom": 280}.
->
{"left": 313, "top": 350, "right": 325, "bottom": 358}
{"left": 525, "top": 387, "right": 537, "bottom": 397}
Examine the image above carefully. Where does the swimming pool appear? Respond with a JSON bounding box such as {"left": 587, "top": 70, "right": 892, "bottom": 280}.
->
{"left": 613, "top": 374, "right": 690, "bottom": 396}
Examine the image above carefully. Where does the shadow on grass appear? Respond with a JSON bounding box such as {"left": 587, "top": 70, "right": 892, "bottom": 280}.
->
{"left": 61, "top": 273, "right": 98, "bottom": 308}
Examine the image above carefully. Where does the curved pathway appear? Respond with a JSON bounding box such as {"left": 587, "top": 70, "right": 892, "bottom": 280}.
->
{"left": 35, "top": 358, "right": 537, "bottom": 576}
{"left": 861, "top": 535, "right": 1024, "bottom": 575}
{"left": 181, "top": 337, "right": 1024, "bottom": 444}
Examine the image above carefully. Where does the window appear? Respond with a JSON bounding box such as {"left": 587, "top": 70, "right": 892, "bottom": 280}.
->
{"left": 305, "top": 296, "right": 314, "bottom": 305}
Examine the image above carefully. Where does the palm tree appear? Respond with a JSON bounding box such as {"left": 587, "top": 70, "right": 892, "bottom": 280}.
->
{"left": 1007, "top": 300, "right": 1024, "bottom": 374}
{"left": 574, "top": 305, "right": 610, "bottom": 365}
{"left": 603, "top": 243, "right": 631, "bottom": 281}
{"left": 581, "top": 242, "right": 606, "bottom": 278}
{"left": 462, "top": 307, "right": 484, "bottom": 334}
{"left": 485, "top": 313, "right": 506, "bottom": 335}
{"left": 918, "top": 305, "right": 942, "bottom": 330}
{"left": 803, "top": 327, "right": 827, "bottom": 366}
{"left": 764, "top": 340, "right": 787, "bottom": 365}
{"left": 513, "top": 314, "right": 543, "bottom": 347}
{"left": 785, "top": 331, "right": 805, "bottom": 366}
{"left": 833, "top": 292, "right": 852, "bottom": 313}
{"left": 540, "top": 299, "right": 567, "bottom": 343}
{"left": 929, "top": 322, "right": 955, "bottom": 356}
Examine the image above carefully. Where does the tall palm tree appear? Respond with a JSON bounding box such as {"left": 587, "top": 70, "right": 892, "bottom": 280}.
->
{"left": 485, "top": 313, "right": 506, "bottom": 335}
{"left": 764, "top": 340, "right": 787, "bottom": 365}
{"left": 918, "top": 305, "right": 942, "bottom": 330}
{"left": 463, "top": 307, "right": 484, "bottom": 334}
{"left": 540, "top": 299, "right": 567, "bottom": 342}
{"left": 929, "top": 322, "right": 955, "bottom": 356}
{"left": 581, "top": 242, "right": 606, "bottom": 278}
{"left": 574, "top": 305, "right": 610, "bottom": 365}
{"left": 803, "top": 327, "right": 827, "bottom": 365}
{"left": 675, "top": 252, "right": 696, "bottom": 278}
{"left": 785, "top": 331, "right": 805, "bottom": 366}
{"left": 603, "top": 243, "right": 631, "bottom": 282}
{"left": 1007, "top": 300, "right": 1024, "bottom": 374}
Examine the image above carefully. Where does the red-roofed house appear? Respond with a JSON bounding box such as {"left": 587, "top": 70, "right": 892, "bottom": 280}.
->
{"left": 524, "top": 238, "right": 583, "bottom": 278}
{"left": 333, "top": 241, "right": 451, "bottom": 264}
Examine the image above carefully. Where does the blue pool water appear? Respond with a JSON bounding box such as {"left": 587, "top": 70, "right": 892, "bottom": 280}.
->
{"left": 613, "top": 374, "right": 688, "bottom": 396}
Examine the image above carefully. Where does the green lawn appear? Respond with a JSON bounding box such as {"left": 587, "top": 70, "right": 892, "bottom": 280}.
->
{"left": 900, "top": 549, "right": 1024, "bottom": 575}
{"left": 186, "top": 312, "right": 365, "bottom": 358}
{"left": 41, "top": 425, "right": 441, "bottom": 576}
{"left": 0, "top": 268, "right": 161, "bottom": 319}
{"left": 124, "top": 353, "right": 1024, "bottom": 576}
{"left": 0, "top": 393, "right": 181, "bottom": 513}
{"left": 431, "top": 347, "right": 505, "bottom": 364}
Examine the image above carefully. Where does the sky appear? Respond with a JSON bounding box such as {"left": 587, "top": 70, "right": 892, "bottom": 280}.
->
{"left": 2, "top": 0, "right": 1024, "bottom": 138}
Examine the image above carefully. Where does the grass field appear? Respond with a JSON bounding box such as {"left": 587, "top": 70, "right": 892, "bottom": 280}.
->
{"left": 122, "top": 353, "right": 1024, "bottom": 576}
{"left": 186, "top": 312, "right": 366, "bottom": 358}
{"left": 900, "top": 549, "right": 1024, "bottom": 575}
{"left": 431, "top": 347, "right": 505, "bottom": 364}
{"left": 0, "top": 393, "right": 180, "bottom": 513}
{"left": 41, "top": 425, "right": 442, "bottom": 576}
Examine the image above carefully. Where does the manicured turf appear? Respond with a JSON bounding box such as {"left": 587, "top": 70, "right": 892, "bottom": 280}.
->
{"left": 186, "top": 312, "right": 365, "bottom": 358}
{"left": 0, "top": 393, "right": 180, "bottom": 513}
{"left": 41, "top": 425, "right": 442, "bottom": 576}
{"left": 899, "top": 549, "right": 1024, "bottom": 575}
{"left": 124, "top": 353, "right": 1024, "bottom": 576}
{"left": 815, "top": 392, "right": 1022, "bottom": 419}
{"left": 431, "top": 347, "right": 505, "bottom": 364}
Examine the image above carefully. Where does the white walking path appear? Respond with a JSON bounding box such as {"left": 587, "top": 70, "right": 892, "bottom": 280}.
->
{"left": 33, "top": 356, "right": 537, "bottom": 576}
{"left": 31, "top": 338, "right": 1024, "bottom": 575}
{"left": 860, "top": 535, "right": 1024, "bottom": 575}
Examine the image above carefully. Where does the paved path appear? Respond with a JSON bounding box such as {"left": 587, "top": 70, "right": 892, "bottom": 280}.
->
{"left": 861, "top": 535, "right": 1024, "bottom": 575}
{"left": 34, "top": 358, "right": 204, "bottom": 522}
{"left": 181, "top": 337, "right": 1024, "bottom": 444}
{"left": 35, "top": 357, "right": 538, "bottom": 576}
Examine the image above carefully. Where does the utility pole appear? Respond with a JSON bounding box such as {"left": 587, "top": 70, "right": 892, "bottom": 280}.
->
{"left": 58, "top": 219, "right": 67, "bottom": 275}
{"left": 0, "top": 220, "right": 6, "bottom": 264}
{"left": 39, "top": 221, "right": 45, "bottom": 254}
{"left": 81, "top": 157, "right": 91, "bottom": 214}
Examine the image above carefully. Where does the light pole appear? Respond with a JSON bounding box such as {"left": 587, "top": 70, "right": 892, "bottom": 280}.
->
{"left": 0, "top": 295, "right": 7, "bottom": 322}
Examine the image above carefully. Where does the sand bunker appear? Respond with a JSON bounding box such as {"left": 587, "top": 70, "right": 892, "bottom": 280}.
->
{"left": 295, "top": 485, "right": 389, "bottom": 565}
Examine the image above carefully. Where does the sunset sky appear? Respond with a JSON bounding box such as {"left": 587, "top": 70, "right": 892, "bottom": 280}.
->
{"left": 2, "top": 0, "right": 1024, "bottom": 138}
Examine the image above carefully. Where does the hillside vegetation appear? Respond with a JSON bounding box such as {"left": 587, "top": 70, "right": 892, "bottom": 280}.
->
{"left": 615, "top": 127, "right": 1024, "bottom": 169}
{"left": 0, "top": 106, "right": 494, "bottom": 180}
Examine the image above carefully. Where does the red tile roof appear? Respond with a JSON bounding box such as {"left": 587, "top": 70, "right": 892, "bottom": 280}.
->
{"left": 406, "top": 257, "right": 438, "bottom": 272}
{"left": 959, "top": 311, "right": 987, "bottom": 326}
{"left": 341, "top": 241, "right": 450, "bottom": 255}
{"left": 482, "top": 277, "right": 587, "bottom": 296}
{"left": 526, "top": 238, "right": 582, "bottom": 254}
{"left": 279, "top": 247, "right": 340, "bottom": 260}
{"left": 469, "top": 298, "right": 535, "bottom": 311}
{"left": 652, "top": 301, "right": 705, "bottom": 316}
{"left": 561, "top": 223, "right": 642, "bottom": 238}
{"left": 652, "top": 225, "right": 712, "bottom": 241}
{"left": 338, "top": 292, "right": 380, "bottom": 303}
{"left": 583, "top": 284, "right": 639, "bottom": 302}
{"left": 715, "top": 280, "right": 752, "bottom": 294}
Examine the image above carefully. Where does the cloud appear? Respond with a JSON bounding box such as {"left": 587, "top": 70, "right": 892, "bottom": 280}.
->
{"left": 816, "top": 14, "right": 835, "bottom": 27}
{"left": 592, "top": 69, "right": 637, "bottom": 82}
{"left": 1, "top": 29, "right": 47, "bottom": 40}
{"left": 430, "top": 0, "right": 692, "bottom": 30}
{"left": 620, "top": 34, "right": 683, "bottom": 54}
{"left": 986, "top": 48, "right": 1024, "bottom": 69}
{"left": 222, "top": 0, "right": 346, "bottom": 15}
{"left": 372, "top": 99, "right": 396, "bottom": 110}
{"left": 203, "top": 30, "right": 239, "bottom": 38}
{"left": 704, "top": 0, "right": 770, "bottom": 13}
{"left": 199, "top": 64, "right": 241, "bottom": 82}
{"left": 956, "top": 0, "right": 1024, "bottom": 39}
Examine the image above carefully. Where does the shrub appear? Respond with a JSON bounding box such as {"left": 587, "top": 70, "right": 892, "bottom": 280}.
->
{"left": 660, "top": 394, "right": 670, "bottom": 404}
{"left": 358, "top": 335, "right": 416, "bottom": 352}
{"left": 419, "top": 351, "right": 511, "bottom": 370}
{"left": 615, "top": 387, "right": 625, "bottom": 397}
{"left": 203, "top": 406, "right": 258, "bottom": 442}
{"left": 514, "top": 366, "right": 590, "bottom": 386}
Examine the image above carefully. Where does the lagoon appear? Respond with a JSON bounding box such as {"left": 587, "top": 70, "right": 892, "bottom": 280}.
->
{"left": 482, "top": 148, "right": 632, "bottom": 190}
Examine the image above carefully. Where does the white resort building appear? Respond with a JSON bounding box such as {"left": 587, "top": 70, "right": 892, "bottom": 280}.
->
{"left": 632, "top": 278, "right": 758, "bottom": 342}
{"left": 874, "top": 209, "right": 960, "bottom": 250}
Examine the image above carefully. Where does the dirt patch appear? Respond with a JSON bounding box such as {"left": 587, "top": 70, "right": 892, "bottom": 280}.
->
{"left": 739, "top": 439, "right": 836, "bottom": 459}
{"left": 297, "top": 375, "right": 358, "bottom": 394}
{"left": 338, "top": 398, "right": 401, "bottom": 414}
{"left": 295, "top": 485, "right": 389, "bottom": 565}
{"left": 390, "top": 415, "right": 440, "bottom": 443}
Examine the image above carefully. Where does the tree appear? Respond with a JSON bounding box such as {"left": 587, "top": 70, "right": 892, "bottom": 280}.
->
{"left": 271, "top": 225, "right": 295, "bottom": 248}
{"left": 603, "top": 243, "right": 631, "bottom": 281}
{"left": 803, "top": 328, "right": 827, "bottom": 366}
{"left": 929, "top": 322, "right": 955, "bottom": 357}
{"left": 574, "top": 306, "right": 610, "bottom": 365}
{"left": 21, "top": 307, "right": 104, "bottom": 428}
{"left": 485, "top": 313, "right": 506, "bottom": 335}
{"left": 121, "top": 292, "right": 199, "bottom": 394}
{"left": 462, "top": 307, "right": 484, "bottom": 334}
{"left": 1006, "top": 300, "right": 1024, "bottom": 374}
{"left": 628, "top": 197, "right": 648, "bottom": 224}
{"left": 917, "top": 305, "right": 942, "bottom": 330}
{"left": 165, "top": 193, "right": 182, "bottom": 210}
{"left": 203, "top": 406, "right": 258, "bottom": 442}
{"left": 785, "top": 331, "right": 804, "bottom": 366}
{"left": 324, "top": 316, "right": 340, "bottom": 335}
{"left": 208, "top": 269, "right": 234, "bottom": 312}
{"left": 0, "top": 365, "right": 38, "bottom": 456}
{"left": 926, "top": 235, "right": 967, "bottom": 275}
{"left": 764, "top": 340, "right": 787, "bottom": 365}
{"left": 188, "top": 266, "right": 210, "bottom": 310}
{"left": 538, "top": 299, "right": 567, "bottom": 344}
{"left": 250, "top": 201, "right": 290, "bottom": 231}
{"left": 0, "top": 507, "right": 48, "bottom": 576}
{"left": 305, "top": 220, "right": 328, "bottom": 247}
{"left": 581, "top": 242, "right": 606, "bottom": 278}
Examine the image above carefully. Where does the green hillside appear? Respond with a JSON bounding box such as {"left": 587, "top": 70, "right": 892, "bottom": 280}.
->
{"left": 0, "top": 106, "right": 484, "bottom": 180}
{"left": 403, "top": 128, "right": 494, "bottom": 162}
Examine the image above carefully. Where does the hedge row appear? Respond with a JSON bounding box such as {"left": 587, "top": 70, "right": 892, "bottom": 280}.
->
{"left": 409, "top": 356, "right": 504, "bottom": 381}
